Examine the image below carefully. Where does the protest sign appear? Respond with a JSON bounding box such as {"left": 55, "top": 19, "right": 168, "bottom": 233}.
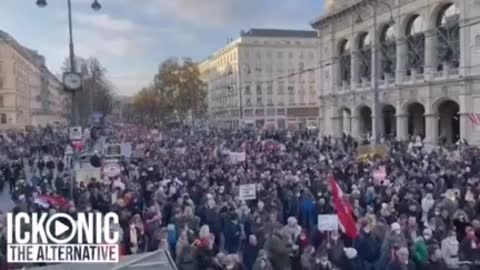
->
{"left": 228, "top": 151, "right": 246, "bottom": 164}
{"left": 239, "top": 184, "right": 256, "bottom": 201}
{"left": 317, "top": 214, "right": 339, "bottom": 231}
{"left": 103, "top": 163, "right": 121, "bottom": 178}
{"left": 75, "top": 168, "right": 101, "bottom": 186}
{"left": 69, "top": 126, "right": 82, "bottom": 141}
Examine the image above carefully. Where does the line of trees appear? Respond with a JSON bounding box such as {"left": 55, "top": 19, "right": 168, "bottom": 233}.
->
{"left": 132, "top": 57, "right": 207, "bottom": 126}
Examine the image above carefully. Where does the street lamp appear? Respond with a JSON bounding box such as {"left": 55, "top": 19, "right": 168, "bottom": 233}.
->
{"left": 355, "top": 0, "right": 394, "bottom": 145}
{"left": 36, "top": 0, "right": 102, "bottom": 127}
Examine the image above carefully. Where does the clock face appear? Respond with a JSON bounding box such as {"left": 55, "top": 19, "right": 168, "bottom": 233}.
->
{"left": 63, "top": 72, "right": 82, "bottom": 90}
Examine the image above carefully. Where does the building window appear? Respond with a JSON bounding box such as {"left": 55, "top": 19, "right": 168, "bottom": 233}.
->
{"left": 0, "top": 96, "right": 3, "bottom": 108}
{"left": 278, "top": 84, "right": 285, "bottom": 95}
{"left": 0, "top": 113, "right": 6, "bottom": 124}
{"left": 267, "top": 83, "right": 273, "bottom": 95}
{"left": 288, "top": 86, "right": 294, "bottom": 95}
{"left": 246, "top": 98, "right": 252, "bottom": 106}
{"left": 257, "top": 97, "right": 263, "bottom": 105}
{"left": 406, "top": 15, "right": 425, "bottom": 74}
{"left": 358, "top": 32, "right": 372, "bottom": 82}
{"left": 436, "top": 3, "right": 460, "bottom": 70}
{"left": 380, "top": 24, "right": 396, "bottom": 78}
{"left": 278, "top": 51, "right": 284, "bottom": 58}
{"left": 267, "top": 98, "right": 273, "bottom": 106}
{"left": 289, "top": 96, "right": 295, "bottom": 105}
{"left": 339, "top": 39, "right": 351, "bottom": 83}
{"left": 245, "top": 85, "right": 251, "bottom": 95}
{"left": 256, "top": 85, "right": 262, "bottom": 95}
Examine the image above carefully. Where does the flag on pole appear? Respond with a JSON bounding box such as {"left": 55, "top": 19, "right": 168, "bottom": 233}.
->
{"left": 469, "top": 113, "right": 480, "bottom": 125}
{"left": 329, "top": 176, "right": 358, "bottom": 239}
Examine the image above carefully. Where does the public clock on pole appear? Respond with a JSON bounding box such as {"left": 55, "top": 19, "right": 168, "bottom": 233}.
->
{"left": 63, "top": 72, "right": 82, "bottom": 91}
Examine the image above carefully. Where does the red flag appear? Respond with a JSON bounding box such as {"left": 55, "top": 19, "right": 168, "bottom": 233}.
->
{"left": 329, "top": 176, "right": 358, "bottom": 239}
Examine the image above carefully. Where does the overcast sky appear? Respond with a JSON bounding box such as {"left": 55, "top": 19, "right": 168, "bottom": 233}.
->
{"left": 0, "top": 0, "right": 325, "bottom": 96}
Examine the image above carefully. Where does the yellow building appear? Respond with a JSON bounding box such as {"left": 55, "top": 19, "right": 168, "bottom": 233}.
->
{"left": 0, "top": 30, "right": 67, "bottom": 129}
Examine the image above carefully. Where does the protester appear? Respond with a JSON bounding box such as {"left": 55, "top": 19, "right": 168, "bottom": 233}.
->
{"left": 0, "top": 125, "right": 480, "bottom": 270}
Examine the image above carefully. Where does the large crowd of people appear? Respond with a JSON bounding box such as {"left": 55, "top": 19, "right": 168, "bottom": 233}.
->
{"left": 0, "top": 124, "right": 479, "bottom": 270}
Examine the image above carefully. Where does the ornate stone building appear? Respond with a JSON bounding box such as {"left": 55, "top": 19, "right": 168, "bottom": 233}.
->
{"left": 312, "top": 0, "right": 480, "bottom": 144}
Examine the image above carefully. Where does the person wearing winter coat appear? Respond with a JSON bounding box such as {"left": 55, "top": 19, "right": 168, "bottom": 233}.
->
{"left": 338, "top": 247, "right": 366, "bottom": 270}
{"left": 301, "top": 245, "right": 315, "bottom": 270}
{"left": 425, "top": 246, "right": 448, "bottom": 270}
{"left": 243, "top": 235, "right": 260, "bottom": 270}
{"left": 411, "top": 235, "right": 428, "bottom": 269}
{"left": 440, "top": 230, "right": 460, "bottom": 269}
{"left": 386, "top": 247, "right": 416, "bottom": 270}
{"left": 312, "top": 249, "right": 335, "bottom": 270}
{"left": 379, "top": 222, "right": 408, "bottom": 270}
{"left": 326, "top": 230, "right": 345, "bottom": 268}
{"left": 252, "top": 250, "right": 274, "bottom": 270}
{"left": 223, "top": 212, "right": 242, "bottom": 254}
{"left": 354, "top": 220, "right": 381, "bottom": 270}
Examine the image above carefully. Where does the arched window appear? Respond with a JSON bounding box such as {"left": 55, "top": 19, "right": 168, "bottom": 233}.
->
{"left": 436, "top": 3, "right": 460, "bottom": 70}
{"left": 380, "top": 24, "right": 396, "bottom": 78}
{"left": 339, "top": 39, "right": 351, "bottom": 83}
{"left": 406, "top": 15, "right": 425, "bottom": 75}
{"left": 358, "top": 32, "right": 372, "bottom": 81}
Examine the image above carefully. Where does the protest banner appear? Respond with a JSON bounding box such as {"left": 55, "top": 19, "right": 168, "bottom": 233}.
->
{"left": 317, "top": 214, "right": 339, "bottom": 231}
{"left": 175, "top": 147, "right": 187, "bottom": 155}
{"left": 239, "top": 184, "right": 256, "bottom": 201}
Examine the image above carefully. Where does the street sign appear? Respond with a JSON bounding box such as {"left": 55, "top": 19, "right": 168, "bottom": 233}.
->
{"left": 69, "top": 127, "right": 83, "bottom": 141}
{"left": 102, "top": 162, "right": 121, "bottom": 178}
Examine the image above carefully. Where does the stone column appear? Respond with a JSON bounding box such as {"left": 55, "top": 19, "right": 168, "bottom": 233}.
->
{"left": 351, "top": 115, "right": 360, "bottom": 140}
{"left": 330, "top": 117, "right": 341, "bottom": 138}
{"left": 424, "top": 114, "right": 439, "bottom": 144}
{"left": 459, "top": 113, "right": 469, "bottom": 142}
{"left": 424, "top": 29, "right": 436, "bottom": 78}
{"left": 396, "top": 38, "right": 408, "bottom": 84}
{"left": 351, "top": 51, "right": 359, "bottom": 88}
{"left": 396, "top": 114, "right": 408, "bottom": 141}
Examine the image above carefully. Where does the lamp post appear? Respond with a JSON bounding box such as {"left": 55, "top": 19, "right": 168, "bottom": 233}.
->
{"left": 355, "top": 0, "right": 394, "bottom": 145}
{"left": 36, "top": 0, "right": 102, "bottom": 126}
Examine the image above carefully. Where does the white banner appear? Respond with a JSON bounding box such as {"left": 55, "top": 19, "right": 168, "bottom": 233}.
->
{"left": 317, "top": 214, "right": 339, "bottom": 231}
{"left": 239, "top": 184, "right": 256, "bottom": 201}
{"left": 227, "top": 151, "right": 246, "bottom": 164}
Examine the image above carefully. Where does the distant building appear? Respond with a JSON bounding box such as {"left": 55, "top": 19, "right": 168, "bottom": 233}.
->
{"left": 0, "top": 30, "right": 68, "bottom": 129}
{"left": 199, "top": 28, "right": 320, "bottom": 129}
{"left": 111, "top": 95, "right": 133, "bottom": 123}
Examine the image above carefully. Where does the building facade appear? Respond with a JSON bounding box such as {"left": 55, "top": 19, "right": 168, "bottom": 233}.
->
{"left": 0, "top": 30, "right": 67, "bottom": 129}
{"left": 200, "top": 29, "right": 320, "bottom": 129}
{"left": 312, "top": 0, "right": 480, "bottom": 144}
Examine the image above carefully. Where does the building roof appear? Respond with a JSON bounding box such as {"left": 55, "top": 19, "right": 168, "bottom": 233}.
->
{"left": 240, "top": 28, "right": 317, "bottom": 38}
{"left": 0, "top": 29, "right": 46, "bottom": 69}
